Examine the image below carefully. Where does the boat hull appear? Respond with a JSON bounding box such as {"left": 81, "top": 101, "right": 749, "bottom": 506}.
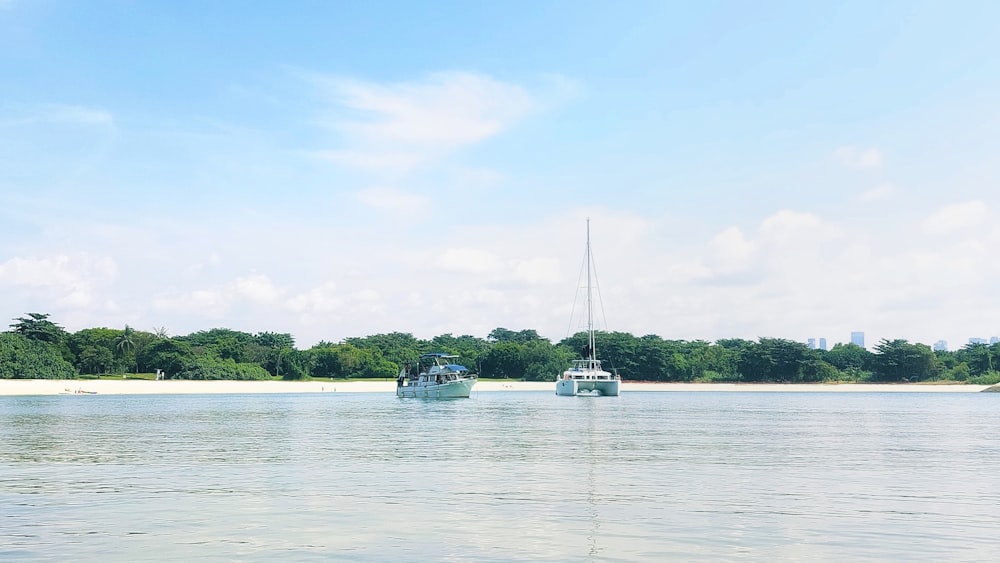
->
{"left": 396, "top": 378, "right": 476, "bottom": 399}
{"left": 556, "top": 378, "right": 620, "bottom": 397}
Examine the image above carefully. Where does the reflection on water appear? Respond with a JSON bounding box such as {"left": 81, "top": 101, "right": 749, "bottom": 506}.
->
{"left": 582, "top": 399, "right": 602, "bottom": 560}
{"left": 2, "top": 391, "right": 999, "bottom": 561}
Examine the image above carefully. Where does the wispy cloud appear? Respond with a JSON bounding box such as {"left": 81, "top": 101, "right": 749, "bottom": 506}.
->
{"left": 0, "top": 253, "right": 117, "bottom": 309}
{"left": 861, "top": 183, "right": 895, "bottom": 201}
{"left": 314, "top": 150, "right": 422, "bottom": 173}
{"left": 759, "top": 209, "right": 841, "bottom": 242}
{"left": 833, "top": 145, "right": 883, "bottom": 169}
{"left": 327, "top": 71, "right": 534, "bottom": 145}
{"left": 43, "top": 104, "right": 114, "bottom": 126}
{"left": 920, "top": 200, "right": 987, "bottom": 235}
{"left": 152, "top": 273, "right": 285, "bottom": 318}
{"left": 439, "top": 247, "right": 501, "bottom": 274}
{"left": 309, "top": 71, "right": 537, "bottom": 170}
{"left": 706, "top": 226, "right": 757, "bottom": 275}
{"left": 0, "top": 104, "right": 115, "bottom": 128}
{"left": 286, "top": 282, "right": 343, "bottom": 314}
{"left": 353, "top": 186, "right": 430, "bottom": 213}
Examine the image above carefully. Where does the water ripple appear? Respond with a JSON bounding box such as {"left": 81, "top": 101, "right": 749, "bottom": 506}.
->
{"left": 2, "top": 392, "right": 999, "bottom": 561}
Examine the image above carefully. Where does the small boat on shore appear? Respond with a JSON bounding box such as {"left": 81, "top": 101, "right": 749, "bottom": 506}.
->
{"left": 397, "top": 353, "right": 478, "bottom": 398}
{"left": 556, "top": 219, "right": 621, "bottom": 397}
{"left": 60, "top": 388, "right": 98, "bottom": 395}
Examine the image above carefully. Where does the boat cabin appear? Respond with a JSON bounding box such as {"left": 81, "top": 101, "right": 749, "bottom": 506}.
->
{"left": 563, "top": 359, "right": 618, "bottom": 381}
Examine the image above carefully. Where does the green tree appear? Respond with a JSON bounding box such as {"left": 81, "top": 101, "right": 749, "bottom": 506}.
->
{"left": 737, "top": 338, "right": 814, "bottom": 382}
{"left": 139, "top": 338, "right": 194, "bottom": 378}
{"left": 277, "top": 347, "right": 313, "bottom": 380}
{"left": 10, "top": 313, "right": 73, "bottom": 363}
{"left": 872, "top": 339, "right": 939, "bottom": 382}
{"left": 715, "top": 338, "right": 754, "bottom": 351}
{"left": 346, "top": 332, "right": 423, "bottom": 368}
{"left": 176, "top": 356, "right": 271, "bottom": 380}
{"left": 634, "top": 335, "right": 670, "bottom": 381}
{"left": 697, "top": 342, "right": 740, "bottom": 381}
{"left": 10, "top": 313, "right": 67, "bottom": 344}
{"left": 0, "top": 332, "right": 77, "bottom": 379}
{"left": 309, "top": 344, "right": 345, "bottom": 378}
{"left": 488, "top": 327, "right": 543, "bottom": 344}
{"left": 77, "top": 346, "right": 115, "bottom": 375}
{"left": 429, "top": 333, "right": 491, "bottom": 371}
{"left": 68, "top": 328, "right": 122, "bottom": 374}
{"left": 825, "top": 343, "right": 872, "bottom": 372}
{"left": 520, "top": 339, "right": 570, "bottom": 381}
{"left": 254, "top": 332, "right": 295, "bottom": 375}
{"left": 480, "top": 341, "right": 526, "bottom": 379}
{"left": 957, "top": 343, "right": 995, "bottom": 376}
{"left": 115, "top": 325, "right": 137, "bottom": 374}
{"left": 944, "top": 362, "right": 970, "bottom": 381}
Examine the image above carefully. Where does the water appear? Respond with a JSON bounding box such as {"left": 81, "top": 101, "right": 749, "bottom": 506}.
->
{"left": 2, "top": 391, "right": 998, "bottom": 561}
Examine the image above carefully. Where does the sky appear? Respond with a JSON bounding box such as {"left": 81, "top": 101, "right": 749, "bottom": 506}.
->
{"left": 1, "top": 1, "right": 999, "bottom": 350}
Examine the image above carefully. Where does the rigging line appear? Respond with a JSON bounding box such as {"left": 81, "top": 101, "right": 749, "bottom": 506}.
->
{"left": 589, "top": 246, "right": 610, "bottom": 336}
{"left": 565, "top": 223, "right": 611, "bottom": 341}
{"left": 566, "top": 243, "right": 611, "bottom": 337}
{"left": 564, "top": 245, "right": 590, "bottom": 339}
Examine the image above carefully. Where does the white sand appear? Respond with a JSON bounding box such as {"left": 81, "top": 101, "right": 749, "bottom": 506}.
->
{"left": 0, "top": 379, "right": 989, "bottom": 396}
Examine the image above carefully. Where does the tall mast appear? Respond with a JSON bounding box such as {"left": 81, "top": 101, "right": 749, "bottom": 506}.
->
{"left": 586, "top": 218, "right": 595, "bottom": 363}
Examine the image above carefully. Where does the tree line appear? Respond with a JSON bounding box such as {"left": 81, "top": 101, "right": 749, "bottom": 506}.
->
{"left": 1, "top": 313, "right": 998, "bottom": 384}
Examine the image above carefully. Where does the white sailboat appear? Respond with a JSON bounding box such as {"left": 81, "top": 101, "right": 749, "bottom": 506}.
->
{"left": 397, "top": 353, "right": 478, "bottom": 398}
{"left": 556, "top": 219, "right": 621, "bottom": 397}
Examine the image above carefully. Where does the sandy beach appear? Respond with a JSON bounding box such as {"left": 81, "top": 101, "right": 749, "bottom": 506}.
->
{"left": 0, "top": 379, "right": 990, "bottom": 396}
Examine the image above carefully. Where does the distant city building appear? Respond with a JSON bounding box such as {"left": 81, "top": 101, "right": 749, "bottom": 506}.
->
{"left": 969, "top": 337, "right": 987, "bottom": 345}
{"left": 819, "top": 337, "right": 827, "bottom": 351}
{"left": 933, "top": 340, "right": 948, "bottom": 351}
{"left": 991, "top": 336, "right": 999, "bottom": 345}
{"left": 851, "top": 331, "right": 865, "bottom": 348}
{"left": 807, "top": 338, "right": 816, "bottom": 350}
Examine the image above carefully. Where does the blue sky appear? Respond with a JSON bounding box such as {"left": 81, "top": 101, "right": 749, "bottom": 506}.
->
{"left": 2, "top": 1, "right": 998, "bottom": 349}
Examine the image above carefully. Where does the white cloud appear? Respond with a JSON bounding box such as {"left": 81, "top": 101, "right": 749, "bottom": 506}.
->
{"left": 448, "top": 166, "right": 504, "bottom": 188}
{"left": 5, "top": 202, "right": 999, "bottom": 353}
{"left": 310, "top": 71, "right": 538, "bottom": 171}
{"left": 287, "top": 282, "right": 343, "bottom": 313}
{"left": 920, "top": 200, "right": 987, "bottom": 235}
{"left": 0, "top": 254, "right": 117, "bottom": 309}
{"left": 508, "top": 257, "right": 562, "bottom": 285}
{"left": 439, "top": 247, "right": 501, "bottom": 274}
{"left": 861, "top": 183, "right": 895, "bottom": 201}
{"left": 834, "top": 145, "right": 883, "bottom": 169}
{"left": 706, "top": 226, "right": 757, "bottom": 274}
{"left": 27, "top": 104, "right": 115, "bottom": 127}
{"left": 759, "top": 209, "right": 841, "bottom": 242}
{"left": 0, "top": 255, "right": 85, "bottom": 289}
{"left": 233, "top": 274, "right": 284, "bottom": 305}
{"left": 152, "top": 273, "right": 284, "bottom": 316}
{"left": 152, "top": 289, "right": 231, "bottom": 318}
{"left": 314, "top": 150, "right": 422, "bottom": 172}
{"left": 51, "top": 105, "right": 113, "bottom": 126}
{"left": 354, "top": 186, "right": 430, "bottom": 213}
{"left": 328, "top": 71, "right": 534, "bottom": 146}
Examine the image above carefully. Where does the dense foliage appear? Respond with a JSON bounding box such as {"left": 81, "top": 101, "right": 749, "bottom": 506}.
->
{"left": 2, "top": 313, "right": 998, "bottom": 384}
{"left": 0, "top": 332, "right": 78, "bottom": 379}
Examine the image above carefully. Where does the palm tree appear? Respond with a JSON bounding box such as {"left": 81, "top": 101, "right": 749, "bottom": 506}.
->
{"left": 115, "top": 325, "right": 137, "bottom": 374}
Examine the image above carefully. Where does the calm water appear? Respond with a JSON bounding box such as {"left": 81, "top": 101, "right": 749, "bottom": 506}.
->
{"left": 1, "top": 391, "right": 998, "bottom": 561}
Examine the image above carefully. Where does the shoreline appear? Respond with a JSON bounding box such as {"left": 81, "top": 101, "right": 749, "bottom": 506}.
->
{"left": 0, "top": 379, "right": 991, "bottom": 396}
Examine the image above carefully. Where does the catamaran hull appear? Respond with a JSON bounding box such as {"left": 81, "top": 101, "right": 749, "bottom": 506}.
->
{"left": 397, "top": 379, "right": 476, "bottom": 399}
{"left": 556, "top": 379, "right": 620, "bottom": 397}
